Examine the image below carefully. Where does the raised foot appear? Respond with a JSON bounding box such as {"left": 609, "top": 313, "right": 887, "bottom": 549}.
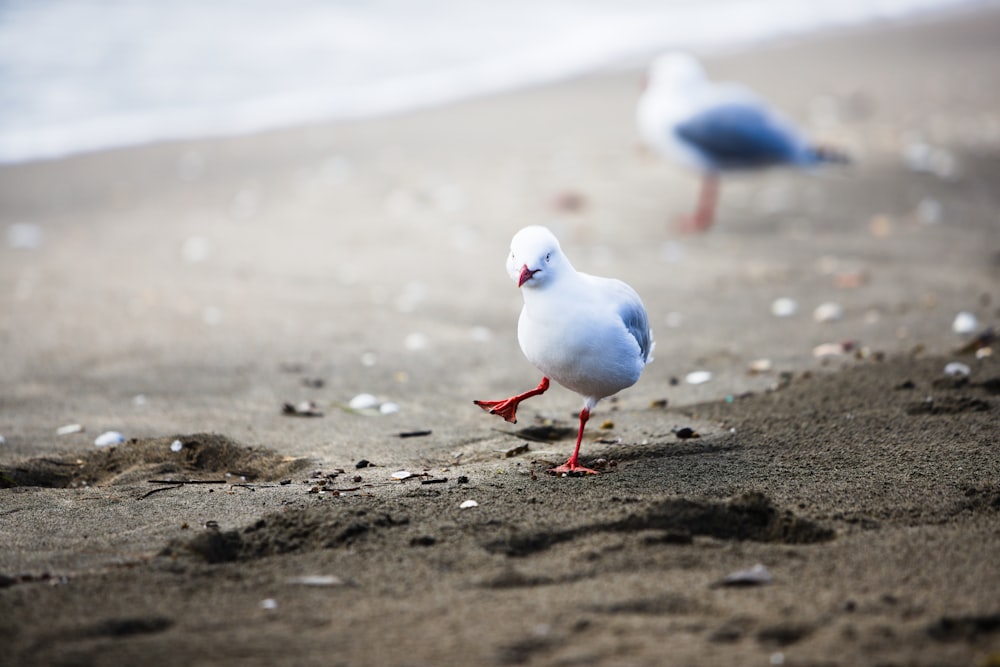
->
{"left": 548, "top": 461, "right": 600, "bottom": 476}
{"left": 473, "top": 398, "right": 519, "bottom": 424}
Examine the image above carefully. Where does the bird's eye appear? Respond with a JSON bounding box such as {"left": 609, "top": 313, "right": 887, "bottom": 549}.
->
{"left": 545, "top": 253, "right": 551, "bottom": 262}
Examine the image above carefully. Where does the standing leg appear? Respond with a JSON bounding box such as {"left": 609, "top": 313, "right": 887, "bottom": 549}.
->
{"left": 680, "top": 173, "right": 719, "bottom": 232}
{"left": 474, "top": 377, "right": 549, "bottom": 424}
{"left": 548, "top": 404, "right": 600, "bottom": 476}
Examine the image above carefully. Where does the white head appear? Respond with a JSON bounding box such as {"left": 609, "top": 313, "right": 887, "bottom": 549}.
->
{"left": 645, "top": 52, "right": 707, "bottom": 94}
{"left": 505, "top": 226, "right": 572, "bottom": 289}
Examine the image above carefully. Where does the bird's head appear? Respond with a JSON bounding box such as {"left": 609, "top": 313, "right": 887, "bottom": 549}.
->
{"left": 506, "top": 225, "right": 568, "bottom": 289}
{"left": 646, "top": 52, "right": 707, "bottom": 94}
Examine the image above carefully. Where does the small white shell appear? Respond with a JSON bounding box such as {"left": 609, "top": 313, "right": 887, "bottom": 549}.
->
{"left": 685, "top": 371, "right": 712, "bottom": 385}
{"left": 952, "top": 312, "right": 978, "bottom": 335}
{"left": 170, "top": 439, "right": 183, "bottom": 452}
{"left": 813, "top": 302, "right": 843, "bottom": 323}
{"left": 94, "top": 431, "right": 125, "bottom": 447}
{"left": 391, "top": 470, "right": 415, "bottom": 480}
{"left": 378, "top": 402, "right": 400, "bottom": 415}
{"left": 459, "top": 500, "right": 479, "bottom": 509}
{"left": 287, "top": 575, "right": 344, "bottom": 587}
{"left": 722, "top": 563, "right": 773, "bottom": 586}
{"left": 770, "top": 298, "right": 797, "bottom": 317}
{"left": 349, "top": 393, "right": 379, "bottom": 410}
{"left": 56, "top": 424, "right": 83, "bottom": 436}
{"left": 944, "top": 362, "right": 971, "bottom": 377}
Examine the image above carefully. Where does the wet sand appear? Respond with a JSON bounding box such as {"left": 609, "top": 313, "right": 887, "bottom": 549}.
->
{"left": 2, "top": 6, "right": 999, "bottom": 666}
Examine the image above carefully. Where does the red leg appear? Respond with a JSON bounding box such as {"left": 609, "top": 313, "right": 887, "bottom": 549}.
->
{"left": 548, "top": 406, "right": 600, "bottom": 476}
{"left": 473, "top": 377, "right": 549, "bottom": 424}
{"left": 679, "top": 174, "right": 719, "bottom": 232}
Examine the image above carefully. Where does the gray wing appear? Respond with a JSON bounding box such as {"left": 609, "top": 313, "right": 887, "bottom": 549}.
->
{"left": 674, "top": 102, "right": 807, "bottom": 169}
{"left": 615, "top": 284, "right": 654, "bottom": 364}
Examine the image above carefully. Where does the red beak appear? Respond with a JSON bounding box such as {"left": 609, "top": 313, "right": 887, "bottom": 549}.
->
{"left": 518, "top": 264, "right": 538, "bottom": 287}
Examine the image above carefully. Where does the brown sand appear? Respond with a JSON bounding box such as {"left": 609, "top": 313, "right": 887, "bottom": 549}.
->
{"left": 1, "top": 7, "right": 999, "bottom": 667}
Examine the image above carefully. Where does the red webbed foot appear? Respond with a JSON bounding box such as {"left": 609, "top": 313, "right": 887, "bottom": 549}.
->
{"left": 473, "top": 377, "right": 550, "bottom": 425}
{"left": 548, "top": 458, "right": 600, "bottom": 476}
{"left": 473, "top": 397, "right": 520, "bottom": 423}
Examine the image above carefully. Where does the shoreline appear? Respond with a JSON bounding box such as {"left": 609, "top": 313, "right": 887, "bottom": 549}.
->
{"left": 1, "top": 1, "right": 995, "bottom": 170}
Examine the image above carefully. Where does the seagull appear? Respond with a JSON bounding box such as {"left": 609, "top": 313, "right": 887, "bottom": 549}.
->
{"left": 474, "top": 226, "right": 654, "bottom": 476}
{"left": 637, "top": 52, "right": 848, "bottom": 232}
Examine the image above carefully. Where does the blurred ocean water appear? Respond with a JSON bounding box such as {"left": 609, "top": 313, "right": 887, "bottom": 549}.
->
{"left": 0, "top": 0, "right": 985, "bottom": 164}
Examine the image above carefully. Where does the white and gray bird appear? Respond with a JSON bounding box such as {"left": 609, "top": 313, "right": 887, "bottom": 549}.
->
{"left": 637, "top": 52, "right": 847, "bottom": 232}
{"left": 474, "top": 226, "right": 654, "bottom": 475}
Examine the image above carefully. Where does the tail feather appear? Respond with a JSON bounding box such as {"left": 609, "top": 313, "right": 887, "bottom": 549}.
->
{"left": 810, "top": 144, "right": 851, "bottom": 165}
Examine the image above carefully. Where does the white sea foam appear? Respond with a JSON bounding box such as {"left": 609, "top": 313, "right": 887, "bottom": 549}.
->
{"left": 0, "top": 0, "right": 988, "bottom": 164}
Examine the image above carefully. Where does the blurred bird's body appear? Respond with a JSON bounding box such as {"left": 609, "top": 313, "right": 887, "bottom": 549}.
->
{"left": 637, "top": 52, "right": 847, "bottom": 231}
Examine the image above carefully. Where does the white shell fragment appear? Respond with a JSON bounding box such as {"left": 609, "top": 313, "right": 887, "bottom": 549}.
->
{"left": 813, "top": 302, "right": 844, "bottom": 323}
{"left": 378, "top": 402, "right": 400, "bottom": 415}
{"left": 944, "top": 362, "right": 971, "bottom": 377}
{"left": 287, "top": 575, "right": 345, "bottom": 587}
{"left": 56, "top": 424, "right": 84, "bottom": 436}
{"left": 349, "top": 393, "right": 379, "bottom": 410}
{"left": 459, "top": 500, "right": 479, "bottom": 509}
{"left": 721, "top": 563, "right": 773, "bottom": 586}
{"left": 404, "top": 332, "right": 429, "bottom": 351}
{"left": 0, "top": 435, "right": 6, "bottom": 445}
{"left": 259, "top": 598, "right": 278, "bottom": 610}
{"left": 771, "top": 298, "right": 797, "bottom": 317}
{"left": 170, "top": 439, "right": 184, "bottom": 452}
{"left": 391, "top": 470, "right": 416, "bottom": 480}
{"left": 813, "top": 342, "right": 848, "bottom": 358}
{"left": 952, "top": 312, "right": 978, "bottom": 335}
{"left": 94, "top": 431, "right": 125, "bottom": 447}
{"left": 685, "top": 370, "right": 712, "bottom": 385}
{"left": 749, "top": 358, "right": 773, "bottom": 373}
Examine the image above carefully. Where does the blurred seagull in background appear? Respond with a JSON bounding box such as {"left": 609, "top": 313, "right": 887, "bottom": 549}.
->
{"left": 637, "top": 52, "right": 848, "bottom": 232}
{"left": 474, "top": 226, "right": 653, "bottom": 476}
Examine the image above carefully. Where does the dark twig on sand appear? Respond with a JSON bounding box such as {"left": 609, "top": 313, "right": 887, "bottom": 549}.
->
{"left": 139, "top": 484, "right": 184, "bottom": 499}
{"left": 147, "top": 479, "right": 227, "bottom": 484}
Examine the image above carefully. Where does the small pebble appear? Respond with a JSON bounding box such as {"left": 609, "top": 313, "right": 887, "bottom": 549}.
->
{"left": 685, "top": 370, "right": 712, "bottom": 385}
{"left": 259, "top": 598, "right": 278, "bottom": 610}
{"left": 771, "top": 298, "right": 797, "bottom": 317}
{"left": 56, "top": 424, "right": 83, "bottom": 436}
{"left": 952, "top": 312, "right": 978, "bottom": 335}
{"left": 943, "top": 362, "right": 971, "bottom": 377}
{"left": 379, "top": 402, "right": 400, "bottom": 415}
{"left": 404, "top": 332, "right": 429, "bottom": 351}
{"left": 459, "top": 500, "right": 479, "bottom": 509}
{"left": 468, "top": 325, "right": 493, "bottom": 342}
{"left": 170, "top": 439, "right": 183, "bottom": 452}
{"left": 180, "top": 236, "right": 212, "bottom": 263}
{"left": 94, "top": 431, "right": 125, "bottom": 447}
{"left": 916, "top": 198, "right": 942, "bottom": 225}
{"left": 749, "top": 358, "right": 772, "bottom": 373}
{"left": 7, "top": 222, "right": 43, "bottom": 249}
{"left": 0, "top": 435, "right": 6, "bottom": 445}
{"left": 813, "top": 302, "right": 844, "bottom": 323}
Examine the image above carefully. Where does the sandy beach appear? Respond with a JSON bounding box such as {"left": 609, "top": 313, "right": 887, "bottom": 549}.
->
{"left": 2, "top": 6, "right": 999, "bottom": 666}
